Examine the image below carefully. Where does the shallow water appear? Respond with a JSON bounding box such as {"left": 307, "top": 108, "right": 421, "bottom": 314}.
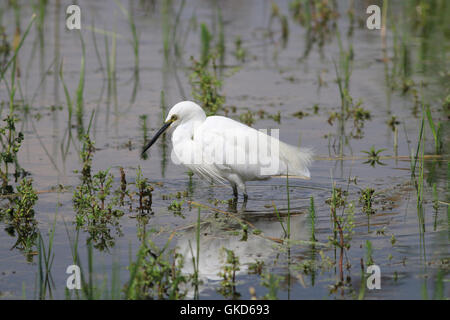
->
{"left": 0, "top": 0, "right": 448, "bottom": 299}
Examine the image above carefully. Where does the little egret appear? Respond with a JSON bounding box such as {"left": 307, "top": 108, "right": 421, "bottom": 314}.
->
{"left": 142, "top": 101, "right": 312, "bottom": 201}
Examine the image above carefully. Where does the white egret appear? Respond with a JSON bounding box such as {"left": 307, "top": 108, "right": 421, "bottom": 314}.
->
{"left": 142, "top": 101, "right": 312, "bottom": 201}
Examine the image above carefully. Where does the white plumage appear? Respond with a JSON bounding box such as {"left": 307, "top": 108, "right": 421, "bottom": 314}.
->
{"left": 142, "top": 101, "right": 313, "bottom": 200}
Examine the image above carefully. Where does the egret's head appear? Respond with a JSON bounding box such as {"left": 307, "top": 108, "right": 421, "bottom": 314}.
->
{"left": 141, "top": 101, "right": 206, "bottom": 157}
{"left": 165, "top": 101, "right": 206, "bottom": 126}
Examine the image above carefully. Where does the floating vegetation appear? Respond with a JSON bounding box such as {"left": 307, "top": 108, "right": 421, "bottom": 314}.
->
{"left": 361, "top": 146, "right": 387, "bottom": 167}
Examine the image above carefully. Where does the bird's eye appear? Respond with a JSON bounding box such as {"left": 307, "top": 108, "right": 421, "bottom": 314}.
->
{"left": 171, "top": 114, "right": 178, "bottom": 121}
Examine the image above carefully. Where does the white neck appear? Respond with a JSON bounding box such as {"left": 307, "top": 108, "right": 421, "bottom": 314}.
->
{"left": 172, "top": 118, "right": 204, "bottom": 144}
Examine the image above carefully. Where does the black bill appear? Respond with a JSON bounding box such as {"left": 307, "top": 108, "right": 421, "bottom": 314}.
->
{"left": 141, "top": 120, "right": 172, "bottom": 157}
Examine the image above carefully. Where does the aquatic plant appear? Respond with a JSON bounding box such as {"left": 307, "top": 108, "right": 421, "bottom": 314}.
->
{"left": 114, "top": 0, "right": 139, "bottom": 75}
{"left": 233, "top": 36, "right": 247, "bottom": 63}
{"left": 135, "top": 166, "right": 153, "bottom": 213}
{"left": 309, "top": 196, "right": 316, "bottom": 241}
{"left": 327, "top": 182, "right": 355, "bottom": 287}
{"left": 359, "top": 188, "right": 376, "bottom": 216}
{"left": 365, "top": 240, "right": 374, "bottom": 266}
{"left": 188, "top": 208, "right": 202, "bottom": 299}
{"left": 0, "top": 15, "right": 35, "bottom": 193}
{"left": 189, "top": 55, "right": 225, "bottom": 116}
{"left": 73, "top": 135, "right": 124, "bottom": 251}
{"left": 126, "top": 236, "right": 189, "bottom": 300}
{"left": 200, "top": 23, "right": 212, "bottom": 66}
{"left": 0, "top": 115, "right": 24, "bottom": 192}
{"left": 37, "top": 212, "right": 57, "bottom": 299}
{"left": 216, "top": 4, "right": 225, "bottom": 67}
{"left": 1, "top": 178, "right": 38, "bottom": 258}
{"left": 0, "top": 25, "right": 10, "bottom": 68}
{"left": 272, "top": 202, "right": 287, "bottom": 238}
{"left": 75, "top": 32, "right": 86, "bottom": 134}
{"left": 168, "top": 199, "right": 184, "bottom": 217}
{"left": 217, "top": 248, "right": 241, "bottom": 299}
{"left": 361, "top": 146, "right": 387, "bottom": 167}
{"left": 425, "top": 104, "right": 442, "bottom": 154}
{"left": 260, "top": 272, "right": 282, "bottom": 300}
{"left": 239, "top": 110, "right": 255, "bottom": 126}
{"left": 290, "top": 0, "right": 338, "bottom": 58}
{"left": 248, "top": 260, "right": 265, "bottom": 276}
{"left": 269, "top": 2, "right": 289, "bottom": 48}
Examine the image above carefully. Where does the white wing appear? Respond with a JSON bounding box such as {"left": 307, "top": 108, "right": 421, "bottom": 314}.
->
{"left": 191, "top": 116, "right": 312, "bottom": 182}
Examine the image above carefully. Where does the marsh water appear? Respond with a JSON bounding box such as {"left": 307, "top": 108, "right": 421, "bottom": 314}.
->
{"left": 0, "top": 0, "right": 448, "bottom": 299}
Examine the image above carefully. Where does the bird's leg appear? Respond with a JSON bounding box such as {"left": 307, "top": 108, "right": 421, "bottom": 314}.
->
{"left": 232, "top": 184, "right": 238, "bottom": 200}
{"left": 240, "top": 197, "right": 247, "bottom": 212}
{"left": 228, "top": 184, "right": 238, "bottom": 212}
{"left": 242, "top": 184, "right": 248, "bottom": 203}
